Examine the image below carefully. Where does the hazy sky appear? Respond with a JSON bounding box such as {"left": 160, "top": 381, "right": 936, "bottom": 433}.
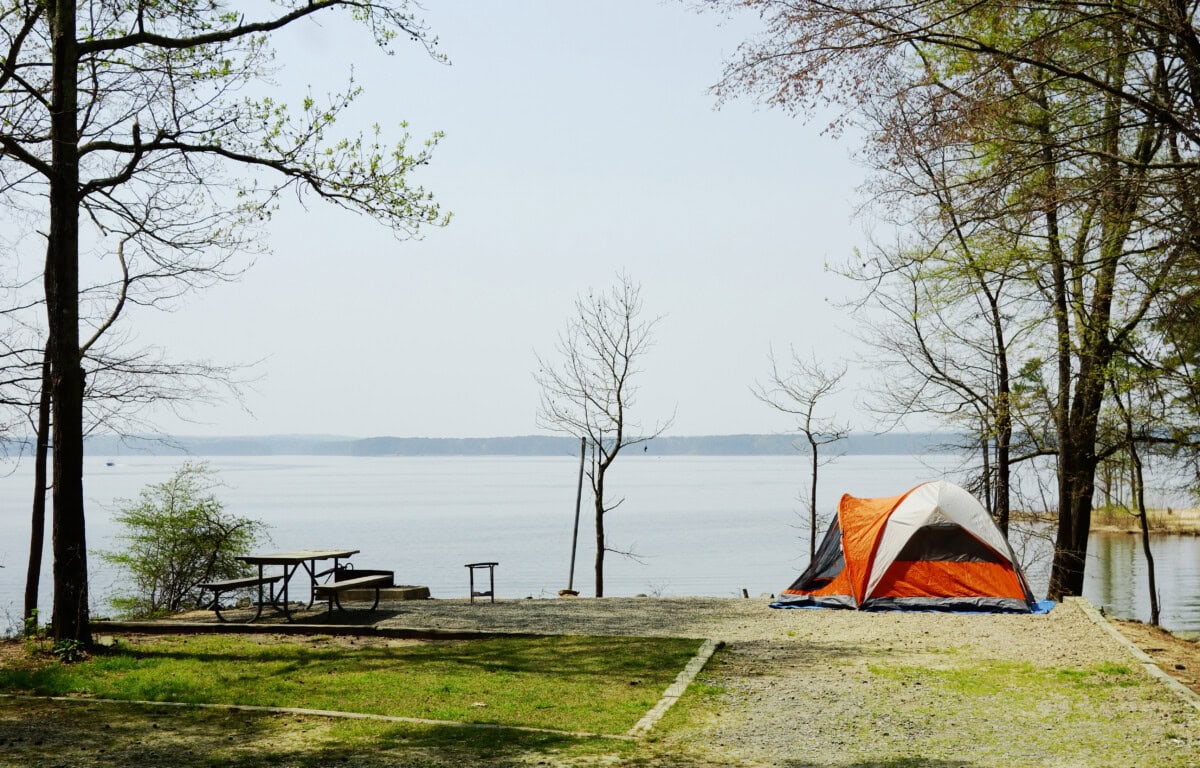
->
{"left": 137, "top": 2, "right": 874, "bottom": 439}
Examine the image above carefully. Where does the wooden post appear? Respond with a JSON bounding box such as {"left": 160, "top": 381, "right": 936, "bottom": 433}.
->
{"left": 567, "top": 437, "right": 585, "bottom": 592}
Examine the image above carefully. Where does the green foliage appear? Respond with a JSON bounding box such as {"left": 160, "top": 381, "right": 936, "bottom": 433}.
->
{"left": 20, "top": 610, "right": 49, "bottom": 657}
{"left": 99, "top": 463, "right": 265, "bottom": 618}
{"left": 22, "top": 609, "right": 40, "bottom": 640}
{"left": 50, "top": 639, "right": 86, "bottom": 664}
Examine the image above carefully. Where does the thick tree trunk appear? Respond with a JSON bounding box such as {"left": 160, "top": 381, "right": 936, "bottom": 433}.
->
{"left": 1049, "top": 460, "right": 1094, "bottom": 599}
{"left": 23, "top": 351, "right": 52, "bottom": 630}
{"left": 1048, "top": 55, "right": 1149, "bottom": 599}
{"left": 46, "top": 0, "right": 90, "bottom": 645}
{"left": 1049, "top": 274, "right": 1129, "bottom": 597}
{"left": 1048, "top": 357, "right": 1107, "bottom": 599}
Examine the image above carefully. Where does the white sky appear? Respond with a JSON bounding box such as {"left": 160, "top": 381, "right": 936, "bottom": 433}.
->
{"left": 134, "top": 1, "right": 875, "bottom": 439}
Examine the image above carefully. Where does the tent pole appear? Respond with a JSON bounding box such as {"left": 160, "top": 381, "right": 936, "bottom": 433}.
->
{"left": 567, "top": 436, "right": 585, "bottom": 592}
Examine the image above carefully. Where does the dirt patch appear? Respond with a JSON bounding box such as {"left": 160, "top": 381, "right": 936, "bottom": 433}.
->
{"left": 1114, "top": 619, "right": 1200, "bottom": 694}
{"left": 0, "top": 639, "right": 28, "bottom": 665}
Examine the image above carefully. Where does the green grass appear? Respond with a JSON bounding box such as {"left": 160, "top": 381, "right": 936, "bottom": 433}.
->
{"left": 867, "top": 658, "right": 1138, "bottom": 694}
{"left": 855, "top": 659, "right": 1194, "bottom": 766}
{"left": 0, "top": 634, "right": 702, "bottom": 735}
{"left": 0, "top": 697, "right": 637, "bottom": 767}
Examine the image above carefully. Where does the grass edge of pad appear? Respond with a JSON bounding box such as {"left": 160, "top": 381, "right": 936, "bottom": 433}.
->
{"left": 0, "top": 692, "right": 635, "bottom": 741}
{"left": 627, "top": 638, "right": 723, "bottom": 738}
{"left": 1067, "top": 596, "right": 1200, "bottom": 711}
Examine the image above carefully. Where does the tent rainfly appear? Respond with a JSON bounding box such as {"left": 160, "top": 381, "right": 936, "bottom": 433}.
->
{"left": 771, "top": 480, "right": 1036, "bottom": 613}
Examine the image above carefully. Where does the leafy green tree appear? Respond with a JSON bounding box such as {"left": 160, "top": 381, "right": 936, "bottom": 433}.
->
{"left": 100, "top": 463, "right": 264, "bottom": 618}
{"left": 709, "top": 0, "right": 1199, "bottom": 599}
{"left": 0, "top": 1, "right": 447, "bottom": 643}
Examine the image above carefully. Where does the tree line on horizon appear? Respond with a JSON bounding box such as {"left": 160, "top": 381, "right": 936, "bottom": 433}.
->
{"left": 0, "top": 431, "right": 965, "bottom": 457}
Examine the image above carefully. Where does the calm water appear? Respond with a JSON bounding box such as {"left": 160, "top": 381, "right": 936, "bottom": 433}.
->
{"left": 1, "top": 454, "right": 1196, "bottom": 632}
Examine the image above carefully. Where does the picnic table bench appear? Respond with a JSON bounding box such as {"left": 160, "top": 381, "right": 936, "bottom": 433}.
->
{"left": 197, "top": 574, "right": 284, "bottom": 622}
{"left": 313, "top": 573, "right": 391, "bottom": 613}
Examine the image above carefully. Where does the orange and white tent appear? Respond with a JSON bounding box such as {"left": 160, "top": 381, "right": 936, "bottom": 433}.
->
{"left": 772, "top": 480, "right": 1036, "bottom": 613}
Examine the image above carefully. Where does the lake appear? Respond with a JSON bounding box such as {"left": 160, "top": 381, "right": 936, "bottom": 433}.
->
{"left": 1, "top": 453, "right": 1197, "bottom": 632}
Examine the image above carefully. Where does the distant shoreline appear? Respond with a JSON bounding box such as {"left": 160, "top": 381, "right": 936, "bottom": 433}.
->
{"left": 1015, "top": 508, "right": 1200, "bottom": 535}
{"left": 10, "top": 431, "right": 973, "bottom": 458}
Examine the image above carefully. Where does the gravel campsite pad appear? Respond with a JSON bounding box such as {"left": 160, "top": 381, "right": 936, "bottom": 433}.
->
{"left": 377, "top": 597, "right": 1200, "bottom": 767}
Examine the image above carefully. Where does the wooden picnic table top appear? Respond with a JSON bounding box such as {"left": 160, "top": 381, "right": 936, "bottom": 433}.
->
{"left": 237, "top": 549, "right": 359, "bottom": 565}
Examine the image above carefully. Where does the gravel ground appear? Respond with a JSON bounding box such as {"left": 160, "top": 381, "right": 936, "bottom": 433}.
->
{"left": 377, "top": 596, "right": 1200, "bottom": 767}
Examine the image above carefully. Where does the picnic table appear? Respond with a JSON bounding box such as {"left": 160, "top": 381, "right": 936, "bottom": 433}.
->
{"left": 199, "top": 548, "right": 398, "bottom": 622}
{"left": 234, "top": 548, "right": 359, "bottom": 620}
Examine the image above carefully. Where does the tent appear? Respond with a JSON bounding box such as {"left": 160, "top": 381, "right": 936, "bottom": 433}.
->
{"left": 771, "top": 480, "right": 1036, "bottom": 613}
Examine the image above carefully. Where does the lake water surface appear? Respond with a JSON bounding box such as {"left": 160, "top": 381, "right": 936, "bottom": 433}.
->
{"left": 1, "top": 454, "right": 1196, "bottom": 632}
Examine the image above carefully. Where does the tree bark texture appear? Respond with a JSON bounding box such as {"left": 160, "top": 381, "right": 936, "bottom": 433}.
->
{"left": 46, "top": 0, "right": 90, "bottom": 644}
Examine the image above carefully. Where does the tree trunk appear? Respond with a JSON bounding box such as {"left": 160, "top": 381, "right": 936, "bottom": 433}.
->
{"left": 593, "top": 464, "right": 605, "bottom": 598}
{"left": 1048, "top": 373, "right": 1105, "bottom": 600}
{"left": 1134, "top": 467, "right": 1160, "bottom": 627}
{"left": 808, "top": 439, "right": 818, "bottom": 561}
{"left": 1049, "top": 49, "right": 1151, "bottom": 598}
{"left": 980, "top": 430, "right": 993, "bottom": 519}
{"left": 991, "top": 303, "right": 1012, "bottom": 537}
{"left": 592, "top": 451, "right": 609, "bottom": 600}
{"left": 1123, "top": 400, "right": 1160, "bottom": 626}
{"left": 46, "top": 0, "right": 91, "bottom": 645}
{"left": 23, "top": 351, "right": 52, "bottom": 630}
{"left": 995, "top": 408, "right": 1012, "bottom": 537}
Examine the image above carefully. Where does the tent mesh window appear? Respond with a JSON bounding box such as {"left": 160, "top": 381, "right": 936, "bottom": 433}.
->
{"left": 893, "top": 522, "right": 1007, "bottom": 564}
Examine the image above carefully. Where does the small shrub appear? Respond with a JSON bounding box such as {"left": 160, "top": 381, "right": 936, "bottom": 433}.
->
{"left": 100, "top": 462, "right": 266, "bottom": 618}
{"left": 51, "top": 639, "right": 86, "bottom": 664}
{"left": 23, "top": 608, "right": 41, "bottom": 639}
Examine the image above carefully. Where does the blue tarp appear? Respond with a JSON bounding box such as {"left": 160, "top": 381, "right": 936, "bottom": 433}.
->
{"left": 1031, "top": 599, "right": 1056, "bottom": 614}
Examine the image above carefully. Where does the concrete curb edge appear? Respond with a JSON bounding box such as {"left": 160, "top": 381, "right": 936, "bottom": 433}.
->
{"left": 627, "top": 638, "right": 723, "bottom": 738}
{"left": 1067, "top": 596, "right": 1200, "bottom": 711}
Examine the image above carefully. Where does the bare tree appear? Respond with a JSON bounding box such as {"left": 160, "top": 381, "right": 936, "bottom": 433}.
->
{"left": 535, "top": 274, "right": 673, "bottom": 597}
{"left": 752, "top": 348, "right": 848, "bottom": 560}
